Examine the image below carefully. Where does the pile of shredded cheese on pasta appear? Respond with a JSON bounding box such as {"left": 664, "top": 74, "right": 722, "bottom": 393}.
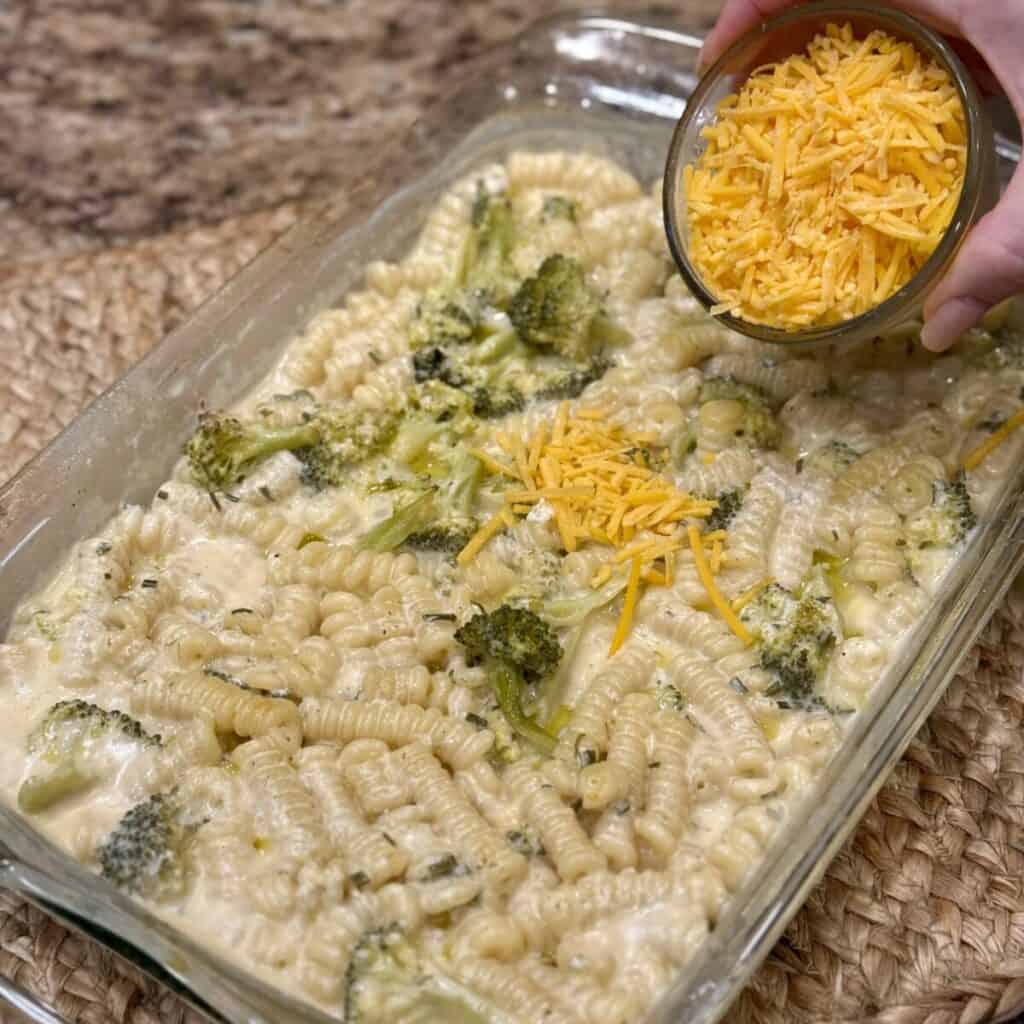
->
{"left": 684, "top": 21, "right": 967, "bottom": 329}
{"left": 463, "top": 403, "right": 749, "bottom": 652}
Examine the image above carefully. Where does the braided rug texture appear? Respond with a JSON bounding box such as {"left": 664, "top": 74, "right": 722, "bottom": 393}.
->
{"left": 3, "top": 3, "right": 1024, "bottom": 1024}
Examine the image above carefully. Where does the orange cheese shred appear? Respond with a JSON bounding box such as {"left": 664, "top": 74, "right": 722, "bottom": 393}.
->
{"left": 962, "top": 409, "right": 1024, "bottom": 471}
{"left": 610, "top": 556, "right": 643, "bottom": 656}
{"left": 688, "top": 526, "right": 753, "bottom": 645}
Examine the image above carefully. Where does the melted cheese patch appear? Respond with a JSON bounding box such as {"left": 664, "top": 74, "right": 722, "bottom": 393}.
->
{"left": 684, "top": 21, "right": 967, "bottom": 330}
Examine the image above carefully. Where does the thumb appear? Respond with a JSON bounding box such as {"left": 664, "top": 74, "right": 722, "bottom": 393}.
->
{"left": 921, "top": 166, "right": 1024, "bottom": 351}
{"left": 699, "top": 0, "right": 795, "bottom": 70}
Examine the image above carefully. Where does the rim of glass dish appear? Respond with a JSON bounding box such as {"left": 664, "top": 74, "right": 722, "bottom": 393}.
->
{"left": 663, "top": 0, "right": 989, "bottom": 346}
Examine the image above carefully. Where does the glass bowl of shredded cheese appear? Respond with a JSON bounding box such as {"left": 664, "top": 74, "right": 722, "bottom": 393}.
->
{"left": 663, "top": 1, "right": 998, "bottom": 346}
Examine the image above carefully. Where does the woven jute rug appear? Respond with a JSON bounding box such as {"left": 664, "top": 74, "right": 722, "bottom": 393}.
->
{"left": 4, "top": 3, "right": 1024, "bottom": 1023}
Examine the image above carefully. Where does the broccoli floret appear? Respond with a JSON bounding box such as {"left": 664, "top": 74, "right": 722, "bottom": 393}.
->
{"left": 403, "top": 523, "right": 477, "bottom": 556}
{"left": 469, "top": 384, "right": 526, "bottom": 419}
{"left": 407, "top": 380, "right": 475, "bottom": 425}
{"left": 344, "top": 925, "right": 408, "bottom": 1024}
{"left": 705, "top": 489, "right": 743, "bottom": 532}
{"left": 186, "top": 412, "right": 320, "bottom": 491}
{"left": 298, "top": 406, "right": 399, "bottom": 489}
{"left": 390, "top": 416, "right": 450, "bottom": 466}
{"left": 541, "top": 196, "right": 578, "bottom": 222}
{"left": 410, "top": 344, "right": 525, "bottom": 420}
{"left": 409, "top": 290, "right": 480, "bottom": 350}
{"left": 97, "top": 791, "right": 194, "bottom": 899}
{"left": 411, "top": 333, "right": 530, "bottom": 420}
{"left": 508, "top": 255, "right": 628, "bottom": 361}
{"left": 407, "top": 449, "right": 486, "bottom": 555}
{"left": 971, "top": 323, "right": 1024, "bottom": 370}
{"left": 412, "top": 347, "right": 462, "bottom": 386}
{"left": 656, "top": 683, "right": 686, "bottom": 712}
{"left": 742, "top": 570, "right": 840, "bottom": 706}
{"left": 542, "top": 578, "right": 629, "bottom": 629}
{"left": 362, "top": 488, "right": 435, "bottom": 553}
{"left": 343, "top": 925, "right": 487, "bottom": 1024}
{"left": 532, "top": 355, "right": 612, "bottom": 402}
{"left": 364, "top": 448, "right": 484, "bottom": 556}
{"left": 19, "top": 700, "right": 160, "bottom": 814}
{"left": 906, "top": 474, "right": 977, "bottom": 549}
{"left": 461, "top": 191, "right": 519, "bottom": 306}
{"left": 699, "top": 376, "right": 781, "bottom": 450}
{"left": 455, "top": 605, "right": 561, "bottom": 754}
{"left": 389, "top": 385, "right": 475, "bottom": 469}
{"left": 801, "top": 440, "right": 860, "bottom": 478}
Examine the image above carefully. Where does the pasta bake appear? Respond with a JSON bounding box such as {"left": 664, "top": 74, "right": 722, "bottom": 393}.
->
{"left": 1, "top": 151, "right": 1021, "bottom": 1023}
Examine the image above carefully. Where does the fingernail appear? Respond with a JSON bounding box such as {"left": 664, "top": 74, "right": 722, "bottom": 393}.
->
{"left": 920, "top": 298, "right": 983, "bottom": 352}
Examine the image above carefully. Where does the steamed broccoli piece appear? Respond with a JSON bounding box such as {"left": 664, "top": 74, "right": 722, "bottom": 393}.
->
{"left": 408, "top": 380, "right": 476, "bottom": 423}
{"left": 410, "top": 340, "right": 527, "bottom": 420}
{"left": 414, "top": 348, "right": 607, "bottom": 419}
{"left": 412, "top": 347, "right": 463, "bottom": 387}
{"left": 298, "top": 406, "right": 399, "bottom": 490}
{"left": 742, "top": 570, "right": 840, "bottom": 706}
{"left": 906, "top": 474, "right": 977, "bottom": 549}
{"left": 404, "top": 522, "right": 478, "bottom": 557}
{"left": 363, "top": 489, "right": 435, "bottom": 553}
{"left": 455, "top": 606, "right": 562, "bottom": 754}
{"left": 699, "top": 376, "right": 781, "bottom": 450}
{"left": 542, "top": 578, "right": 629, "bottom": 629}
{"left": 344, "top": 925, "right": 408, "bottom": 1023}
{"left": 409, "top": 290, "right": 480, "bottom": 350}
{"left": 461, "top": 192, "right": 519, "bottom": 306}
{"left": 364, "top": 448, "right": 485, "bottom": 555}
{"left": 705, "top": 489, "right": 743, "bottom": 532}
{"left": 186, "top": 412, "right": 320, "bottom": 491}
{"left": 469, "top": 384, "right": 526, "bottom": 419}
{"left": 802, "top": 440, "right": 860, "bottom": 478}
{"left": 508, "top": 255, "right": 628, "bottom": 361}
{"left": 973, "top": 326, "right": 1024, "bottom": 370}
{"left": 389, "top": 383, "right": 476, "bottom": 468}
{"left": 97, "top": 791, "right": 193, "bottom": 899}
{"left": 541, "top": 195, "right": 578, "bottom": 222}
{"left": 344, "top": 925, "right": 488, "bottom": 1024}
{"left": 19, "top": 700, "right": 160, "bottom": 814}
{"left": 406, "top": 449, "right": 485, "bottom": 554}
{"left": 532, "top": 355, "right": 611, "bottom": 402}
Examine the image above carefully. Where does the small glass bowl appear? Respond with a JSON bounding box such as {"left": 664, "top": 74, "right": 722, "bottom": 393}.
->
{"left": 662, "top": 1, "right": 999, "bottom": 347}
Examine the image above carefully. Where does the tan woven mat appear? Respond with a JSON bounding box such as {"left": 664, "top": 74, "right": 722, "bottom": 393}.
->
{"left": 4, "top": 3, "right": 1024, "bottom": 1023}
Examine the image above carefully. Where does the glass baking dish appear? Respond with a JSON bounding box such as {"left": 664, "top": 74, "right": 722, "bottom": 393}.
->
{"left": 1, "top": 12, "right": 1022, "bottom": 1024}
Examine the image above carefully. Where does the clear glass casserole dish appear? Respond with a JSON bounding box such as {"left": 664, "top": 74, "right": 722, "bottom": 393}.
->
{"left": 0, "top": 12, "right": 1021, "bottom": 1024}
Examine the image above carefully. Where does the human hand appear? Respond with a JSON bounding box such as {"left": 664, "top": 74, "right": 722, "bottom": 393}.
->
{"left": 699, "top": 0, "right": 1024, "bottom": 350}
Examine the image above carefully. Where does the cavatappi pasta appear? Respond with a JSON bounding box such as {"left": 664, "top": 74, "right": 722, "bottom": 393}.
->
{"left": 2, "top": 150, "right": 1023, "bottom": 1024}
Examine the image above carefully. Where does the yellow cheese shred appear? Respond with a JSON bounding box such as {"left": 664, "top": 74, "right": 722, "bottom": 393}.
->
{"left": 469, "top": 449, "right": 521, "bottom": 480}
{"left": 460, "top": 404, "right": 728, "bottom": 651}
{"left": 732, "top": 577, "right": 773, "bottom": 613}
{"left": 962, "top": 409, "right": 1024, "bottom": 471}
{"left": 688, "top": 526, "right": 752, "bottom": 645}
{"left": 683, "top": 22, "right": 966, "bottom": 330}
{"left": 610, "top": 556, "right": 643, "bottom": 656}
{"left": 456, "top": 508, "right": 515, "bottom": 567}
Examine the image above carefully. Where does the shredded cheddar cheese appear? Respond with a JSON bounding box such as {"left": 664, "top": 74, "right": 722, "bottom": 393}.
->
{"left": 462, "top": 406, "right": 732, "bottom": 650}
{"left": 688, "top": 526, "right": 753, "bottom": 645}
{"left": 732, "top": 577, "right": 773, "bottom": 613}
{"left": 962, "top": 409, "right": 1024, "bottom": 471}
{"left": 456, "top": 507, "right": 515, "bottom": 566}
{"left": 684, "top": 22, "right": 966, "bottom": 330}
{"left": 610, "top": 557, "right": 643, "bottom": 655}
